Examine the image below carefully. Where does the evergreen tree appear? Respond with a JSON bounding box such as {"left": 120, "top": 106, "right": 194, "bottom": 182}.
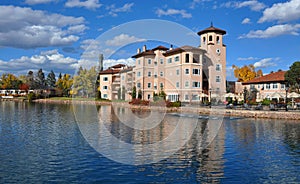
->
{"left": 131, "top": 86, "right": 136, "bottom": 99}
{"left": 46, "top": 70, "right": 56, "bottom": 88}
{"left": 36, "top": 69, "right": 46, "bottom": 89}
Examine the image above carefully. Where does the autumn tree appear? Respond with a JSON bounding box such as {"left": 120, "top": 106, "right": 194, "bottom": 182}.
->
{"left": 232, "top": 64, "right": 263, "bottom": 82}
{"left": 72, "top": 66, "right": 97, "bottom": 98}
{"left": 285, "top": 61, "right": 300, "bottom": 92}
{"left": 56, "top": 73, "right": 73, "bottom": 97}
{"left": 0, "top": 73, "right": 22, "bottom": 89}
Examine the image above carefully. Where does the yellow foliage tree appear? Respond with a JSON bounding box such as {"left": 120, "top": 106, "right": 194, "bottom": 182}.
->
{"left": 232, "top": 64, "right": 263, "bottom": 82}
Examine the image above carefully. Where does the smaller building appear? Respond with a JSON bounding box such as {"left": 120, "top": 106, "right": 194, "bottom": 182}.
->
{"left": 242, "top": 70, "right": 287, "bottom": 102}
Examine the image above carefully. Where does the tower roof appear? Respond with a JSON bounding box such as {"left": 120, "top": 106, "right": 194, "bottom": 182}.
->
{"left": 197, "top": 24, "right": 226, "bottom": 35}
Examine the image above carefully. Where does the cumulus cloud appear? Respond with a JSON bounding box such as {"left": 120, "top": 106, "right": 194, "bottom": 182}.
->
{"left": 24, "top": 0, "right": 56, "bottom": 5}
{"left": 0, "top": 50, "right": 78, "bottom": 75}
{"left": 258, "top": 0, "right": 300, "bottom": 23}
{"left": 0, "top": 6, "right": 86, "bottom": 49}
{"left": 239, "top": 24, "right": 300, "bottom": 38}
{"left": 106, "top": 3, "right": 134, "bottom": 17}
{"left": 65, "top": 0, "right": 102, "bottom": 10}
{"left": 221, "top": 0, "right": 266, "bottom": 11}
{"left": 253, "top": 58, "right": 278, "bottom": 68}
{"left": 237, "top": 57, "right": 259, "bottom": 61}
{"left": 242, "top": 18, "right": 251, "bottom": 24}
{"left": 105, "top": 34, "right": 145, "bottom": 46}
{"left": 156, "top": 8, "right": 192, "bottom": 18}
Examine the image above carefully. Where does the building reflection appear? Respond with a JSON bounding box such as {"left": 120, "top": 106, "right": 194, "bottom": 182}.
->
{"left": 97, "top": 105, "right": 225, "bottom": 182}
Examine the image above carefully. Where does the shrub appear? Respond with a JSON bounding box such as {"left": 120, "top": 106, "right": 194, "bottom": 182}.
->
{"left": 261, "top": 99, "right": 271, "bottom": 106}
{"left": 27, "top": 92, "right": 36, "bottom": 102}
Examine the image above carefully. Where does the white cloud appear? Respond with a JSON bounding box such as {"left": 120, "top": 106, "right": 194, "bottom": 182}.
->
{"left": 253, "top": 58, "right": 278, "bottom": 68}
{"left": 237, "top": 57, "right": 259, "bottom": 61}
{"left": 242, "top": 18, "right": 251, "bottom": 24}
{"left": 156, "top": 8, "right": 192, "bottom": 18}
{"left": 103, "top": 58, "right": 135, "bottom": 69}
{"left": 107, "top": 3, "right": 134, "bottom": 17}
{"left": 24, "top": 0, "right": 56, "bottom": 5}
{"left": 222, "top": 0, "right": 266, "bottom": 11}
{"left": 190, "top": 0, "right": 212, "bottom": 9}
{"left": 0, "top": 6, "right": 86, "bottom": 49}
{"left": 258, "top": 0, "right": 300, "bottom": 23}
{"left": 0, "top": 50, "right": 78, "bottom": 75}
{"left": 65, "top": 0, "right": 102, "bottom": 10}
{"left": 105, "top": 34, "right": 145, "bottom": 46}
{"left": 239, "top": 24, "right": 300, "bottom": 38}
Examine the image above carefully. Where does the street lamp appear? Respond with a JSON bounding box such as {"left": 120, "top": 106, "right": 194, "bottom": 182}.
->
{"left": 285, "top": 83, "right": 289, "bottom": 111}
{"left": 209, "top": 88, "right": 212, "bottom": 108}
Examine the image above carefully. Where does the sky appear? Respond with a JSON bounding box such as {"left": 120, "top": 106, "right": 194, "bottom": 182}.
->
{"left": 0, "top": 0, "right": 300, "bottom": 81}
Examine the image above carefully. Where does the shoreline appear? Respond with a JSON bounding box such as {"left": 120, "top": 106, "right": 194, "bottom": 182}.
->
{"left": 30, "top": 99, "right": 300, "bottom": 120}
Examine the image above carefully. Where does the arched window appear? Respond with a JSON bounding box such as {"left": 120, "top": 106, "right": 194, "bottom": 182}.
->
{"left": 216, "top": 36, "right": 220, "bottom": 44}
{"left": 209, "top": 35, "right": 213, "bottom": 41}
{"left": 203, "top": 37, "right": 206, "bottom": 44}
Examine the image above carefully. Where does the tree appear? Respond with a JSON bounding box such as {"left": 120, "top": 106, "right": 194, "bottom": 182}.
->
{"left": 138, "top": 89, "right": 142, "bottom": 99}
{"left": 285, "top": 61, "right": 300, "bottom": 92}
{"left": 0, "top": 73, "right": 22, "bottom": 89}
{"left": 26, "top": 71, "right": 35, "bottom": 89}
{"left": 131, "top": 86, "right": 137, "bottom": 99}
{"left": 46, "top": 70, "right": 56, "bottom": 88}
{"left": 72, "top": 66, "right": 97, "bottom": 98}
{"left": 232, "top": 64, "right": 263, "bottom": 82}
{"left": 36, "top": 69, "right": 46, "bottom": 89}
{"left": 56, "top": 73, "right": 73, "bottom": 97}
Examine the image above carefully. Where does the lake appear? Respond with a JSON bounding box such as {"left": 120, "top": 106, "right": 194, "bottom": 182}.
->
{"left": 0, "top": 101, "right": 299, "bottom": 183}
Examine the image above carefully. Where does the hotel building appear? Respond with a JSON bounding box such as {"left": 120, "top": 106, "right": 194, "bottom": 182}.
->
{"left": 99, "top": 24, "right": 227, "bottom": 102}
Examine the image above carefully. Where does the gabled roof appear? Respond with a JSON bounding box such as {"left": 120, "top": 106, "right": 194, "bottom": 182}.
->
{"left": 110, "top": 64, "right": 126, "bottom": 68}
{"left": 242, "top": 71, "right": 286, "bottom": 84}
{"left": 197, "top": 25, "right": 226, "bottom": 35}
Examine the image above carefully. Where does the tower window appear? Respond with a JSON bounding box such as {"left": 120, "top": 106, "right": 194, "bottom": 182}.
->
{"left": 217, "top": 36, "right": 220, "bottom": 44}
{"left": 209, "top": 35, "right": 213, "bottom": 42}
{"left": 185, "top": 54, "right": 189, "bottom": 63}
{"left": 203, "top": 37, "right": 206, "bottom": 44}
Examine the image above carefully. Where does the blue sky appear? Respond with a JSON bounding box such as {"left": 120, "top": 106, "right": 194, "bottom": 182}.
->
{"left": 0, "top": 0, "right": 300, "bottom": 80}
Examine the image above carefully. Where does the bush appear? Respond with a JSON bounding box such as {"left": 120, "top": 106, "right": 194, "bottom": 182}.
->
{"left": 129, "top": 99, "right": 149, "bottom": 106}
{"left": 261, "top": 99, "right": 271, "bottom": 106}
{"left": 27, "top": 92, "right": 36, "bottom": 102}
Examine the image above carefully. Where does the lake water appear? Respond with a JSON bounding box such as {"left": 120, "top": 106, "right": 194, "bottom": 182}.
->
{"left": 0, "top": 102, "right": 299, "bottom": 183}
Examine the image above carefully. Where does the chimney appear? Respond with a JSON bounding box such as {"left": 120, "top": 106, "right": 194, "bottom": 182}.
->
{"left": 142, "top": 45, "right": 146, "bottom": 52}
{"left": 137, "top": 48, "right": 141, "bottom": 53}
{"left": 98, "top": 54, "right": 103, "bottom": 72}
{"left": 170, "top": 44, "right": 173, "bottom": 50}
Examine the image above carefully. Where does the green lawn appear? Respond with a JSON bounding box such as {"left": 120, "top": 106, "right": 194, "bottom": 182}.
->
{"left": 49, "top": 97, "right": 111, "bottom": 102}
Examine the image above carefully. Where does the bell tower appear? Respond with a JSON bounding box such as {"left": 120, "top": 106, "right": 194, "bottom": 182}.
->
{"left": 198, "top": 23, "right": 227, "bottom": 96}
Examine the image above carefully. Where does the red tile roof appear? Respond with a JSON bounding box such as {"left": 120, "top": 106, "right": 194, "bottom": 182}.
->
{"left": 197, "top": 25, "right": 226, "bottom": 35}
{"left": 242, "top": 71, "right": 286, "bottom": 84}
{"left": 132, "top": 50, "right": 155, "bottom": 58}
{"left": 152, "top": 45, "right": 169, "bottom": 51}
{"left": 99, "top": 69, "right": 120, "bottom": 75}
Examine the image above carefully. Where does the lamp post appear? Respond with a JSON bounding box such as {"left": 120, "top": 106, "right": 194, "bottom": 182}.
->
{"left": 209, "top": 88, "right": 212, "bottom": 108}
{"left": 285, "top": 83, "right": 289, "bottom": 111}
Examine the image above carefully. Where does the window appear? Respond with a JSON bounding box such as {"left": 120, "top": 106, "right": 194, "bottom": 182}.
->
{"left": 103, "top": 77, "right": 108, "bottom": 81}
{"left": 148, "top": 59, "right": 151, "bottom": 65}
{"left": 203, "top": 58, "right": 206, "bottom": 64}
{"left": 103, "top": 86, "right": 108, "bottom": 90}
{"left": 250, "top": 84, "right": 254, "bottom": 89}
{"left": 176, "top": 69, "right": 180, "bottom": 75}
{"left": 148, "top": 94, "right": 151, "bottom": 100}
{"left": 203, "top": 37, "right": 206, "bottom": 44}
{"left": 138, "top": 60, "right": 140, "bottom": 65}
{"left": 137, "top": 72, "right": 141, "bottom": 77}
{"left": 160, "top": 83, "right": 164, "bottom": 89}
{"left": 103, "top": 94, "right": 107, "bottom": 98}
{"left": 154, "top": 72, "right": 157, "bottom": 78}
{"left": 192, "top": 82, "right": 200, "bottom": 88}
{"left": 192, "top": 69, "right": 200, "bottom": 75}
{"left": 185, "top": 54, "right": 189, "bottom": 63}
{"left": 148, "top": 83, "right": 151, "bottom": 88}
{"left": 154, "top": 61, "right": 157, "bottom": 66}
{"left": 148, "top": 71, "right": 151, "bottom": 77}
{"left": 185, "top": 94, "right": 189, "bottom": 100}
{"left": 272, "top": 83, "right": 278, "bottom": 89}
{"left": 176, "top": 82, "right": 180, "bottom": 88}
{"left": 121, "top": 76, "right": 125, "bottom": 80}
{"left": 281, "top": 84, "right": 285, "bottom": 89}
{"left": 175, "top": 56, "right": 179, "bottom": 62}
{"left": 137, "top": 83, "right": 141, "bottom": 88}
{"left": 193, "top": 54, "right": 199, "bottom": 63}
{"left": 185, "top": 81, "right": 189, "bottom": 88}
{"left": 168, "top": 58, "right": 172, "bottom": 63}
{"left": 216, "top": 36, "right": 220, "bottom": 44}
{"left": 216, "top": 64, "right": 221, "bottom": 71}
{"left": 154, "top": 83, "right": 157, "bottom": 90}
{"left": 209, "top": 35, "right": 212, "bottom": 41}
{"left": 266, "top": 84, "right": 270, "bottom": 89}
{"left": 257, "top": 84, "right": 260, "bottom": 89}
{"left": 160, "top": 58, "right": 164, "bottom": 64}
{"left": 160, "top": 72, "right": 164, "bottom": 77}
{"left": 185, "top": 69, "right": 189, "bottom": 75}
{"left": 216, "top": 76, "right": 221, "bottom": 82}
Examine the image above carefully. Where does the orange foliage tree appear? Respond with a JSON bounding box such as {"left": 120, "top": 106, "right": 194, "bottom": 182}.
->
{"left": 232, "top": 64, "right": 263, "bottom": 82}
